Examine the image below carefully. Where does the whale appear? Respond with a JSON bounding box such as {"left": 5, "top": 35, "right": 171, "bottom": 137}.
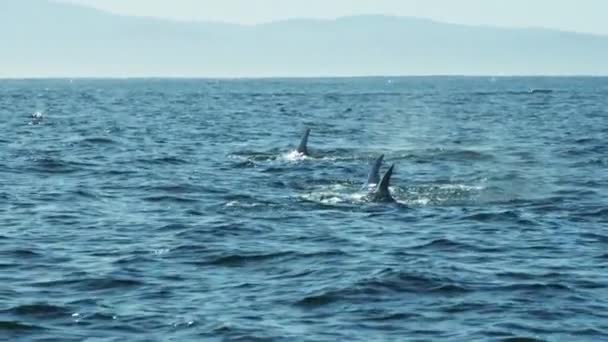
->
{"left": 365, "top": 154, "right": 385, "bottom": 188}
{"left": 369, "top": 164, "right": 395, "bottom": 202}
{"left": 296, "top": 128, "right": 311, "bottom": 156}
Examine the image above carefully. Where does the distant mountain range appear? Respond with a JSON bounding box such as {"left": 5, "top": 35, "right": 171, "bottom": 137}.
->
{"left": 2, "top": 0, "right": 608, "bottom": 77}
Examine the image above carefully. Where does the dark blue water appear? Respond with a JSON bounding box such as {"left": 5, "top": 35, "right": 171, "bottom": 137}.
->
{"left": 1, "top": 77, "right": 607, "bottom": 341}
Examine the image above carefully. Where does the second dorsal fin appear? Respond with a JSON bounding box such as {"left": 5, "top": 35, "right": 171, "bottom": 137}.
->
{"left": 366, "top": 154, "right": 384, "bottom": 185}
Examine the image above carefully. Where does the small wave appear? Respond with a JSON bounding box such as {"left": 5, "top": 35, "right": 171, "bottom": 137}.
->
{"left": 496, "top": 271, "right": 549, "bottom": 281}
{"left": 232, "top": 160, "right": 257, "bottom": 168}
{"left": 296, "top": 268, "right": 470, "bottom": 309}
{"left": 185, "top": 209, "right": 204, "bottom": 216}
{"left": 172, "top": 244, "right": 209, "bottom": 254}
{"left": 87, "top": 278, "right": 144, "bottom": 290}
{"left": 79, "top": 137, "right": 117, "bottom": 145}
{"left": 1, "top": 249, "right": 43, "bottom": 259}
{"left": 427, "top": 148, "right": 495, "bottom": 162}
{"left": 471, "top": 91, "right": 502, "bottom": 96}
{"left": 296, "top": 282, "right": 469, "bottom": 309}
{"left": 203, "top": 251, "right": 294, "bottom": 267}
{"left": 298, "top": 250, "right": 349, "bottom": 258}
{"left": 0, "top": 320, "right": 46, "bottom": 333}
{"left": 500, "top": 338, "right": 546, "bottom": 342}
{"left": 224, "top": 200, "right": 269, "bottom": 209}
{"left": 462, "top": 210, "right": 520, "bottom": 222}
{"left": 472, "top": 89, "right": 553, "bottom": 96}
{"left": 29, "top": 157, "right": 79, "bottom": 174}
{"left": 438, "top": 301, "right": 491, "bottom": 314}
{"left": 42, "top": 213, "right": 82, "bottom": 224}
{"left": 142, "top": 195, "right": 198, "bottom": 203}
{"left": 581, "top": 208, "right": 608, "bottom": 219}
{"left": 260, "top": 165, "right": 291, "bottom": 173}
{"left": 0, "top": 263, "right": 15, "bottom": 269}
{"left": 572, "top": 279, "right": 606, "bottom": 290}
{"left": 528, "top": 88, "right": 553, "bottom": 94}
{"left": 148, "top": 184, "right": 205, "bottom": 194}
{"left": 295, "top": 292, "right": 340, "bottom": 308}
{"left": 156, "top": 223, "right": 185, "bottom": 231}
{"left": 572, "top": 158, "right": 607, "bottom": 167}
{"left": 139, "top": 156, "right": 189, "bottom": 165}
{"left": 366, "top": 312, "right": 422, "bottom": 321}
{"left": 73, "top": 311, "right": 118, "bottom": 322}
{"left": 494, "top": 282, "right": 571, "bottom": 292}
{"left": 69, "top": 189, "right": 99, "bottom": 199}
{"left": 229, "top": 151, "right": 278, "bottom": 162}
{"left": 102, "top": 169, "right": 139, "bottom": 176}
{"left": 29, "top": 277, "right": 144, "bottom": 291}
{"left": 222, "top": 194, "right": 277, "bottom": 209}
{"left": 570, "top": 327, "right": 608, "bottom": 337}
{"left": 410, "top": 238, "right": 477, "bottom": 252}
{"left": 363, "top": 269, "right": 471, "bottom": 295}
{"left": 175, "top": 222, "right": 268, "bottom": 239}
{"left": 112, "top": 254, "right": 156, "bottom": 265}
{"left": 572, "top": 137, "right": 598, "bottom": 144}
{"left": 3, "top": 304, "right": 71, "bottom": 319}
{"left": 579, "top": 233, "right": 608, "bottom": 243}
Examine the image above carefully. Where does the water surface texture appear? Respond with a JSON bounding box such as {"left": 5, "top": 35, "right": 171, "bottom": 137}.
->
{"left": 1, "top": 77, "right": 607, "bottom": 341}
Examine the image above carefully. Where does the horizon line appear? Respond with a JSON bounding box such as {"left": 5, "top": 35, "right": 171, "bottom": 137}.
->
{"left": 2, "top": 74, "right": 608, "bottom": 81}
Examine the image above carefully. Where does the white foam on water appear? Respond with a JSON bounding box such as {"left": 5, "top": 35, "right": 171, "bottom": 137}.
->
{"left": 300, "top": 183, "right": 371, "bottom": 205}
{"left": 225, "top": 200, "right": 264, "bottom": 208}
{"left": 280, "top": 150, "right": 308, "bottom": 162}
{"left": 438, "top": 184, "right": 485, "bottom": 191}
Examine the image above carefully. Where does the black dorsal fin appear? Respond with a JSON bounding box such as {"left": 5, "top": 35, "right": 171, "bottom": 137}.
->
{"left": 374, "top": 164, "right": 395, "bottom": 202}
{"left": 296, "top": 128, "right": 310, "bottom": 155}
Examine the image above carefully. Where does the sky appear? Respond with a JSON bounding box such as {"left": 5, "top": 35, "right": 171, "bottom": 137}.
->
{"left": 58, "top": 0, "right": 608, "bottom": 35}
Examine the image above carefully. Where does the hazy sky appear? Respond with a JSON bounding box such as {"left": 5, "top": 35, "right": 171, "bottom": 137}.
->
{"left": 59, "top": 0, "right": 608, "bottom": 35}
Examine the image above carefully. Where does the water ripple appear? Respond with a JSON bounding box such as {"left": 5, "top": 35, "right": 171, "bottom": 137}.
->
{"left": 2, "top": 77, "right": 607, "bottom": 341}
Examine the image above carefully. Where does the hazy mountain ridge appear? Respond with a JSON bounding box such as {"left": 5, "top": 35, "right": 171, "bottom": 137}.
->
{"left": 2, "top": 0, "right": 608, "bottom": 77}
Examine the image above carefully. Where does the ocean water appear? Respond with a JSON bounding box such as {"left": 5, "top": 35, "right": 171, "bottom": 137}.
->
{"left": 1, "top": 77, "right": 607, "bottom": 341}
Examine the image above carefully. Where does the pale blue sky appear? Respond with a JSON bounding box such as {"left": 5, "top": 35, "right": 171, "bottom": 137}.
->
{"left": 58, "top": 0, "right": 608, "bottom": 35}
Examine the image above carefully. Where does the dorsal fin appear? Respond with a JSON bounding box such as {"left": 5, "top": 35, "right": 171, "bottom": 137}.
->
{"left": 373, "top": 164, "right": 395, "bottom": 202}
{"left": 296, "top": 128, "right": 310, "bottom": 155}
{"left": 366, "top": 154, "right": 384, "bottom": 185}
